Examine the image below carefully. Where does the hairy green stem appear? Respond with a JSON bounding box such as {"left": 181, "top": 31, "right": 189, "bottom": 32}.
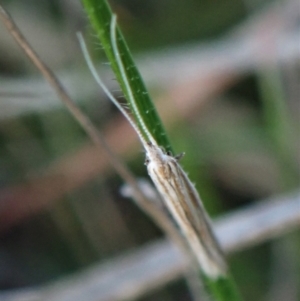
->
{"left": 81, "top": 1, "right": 243, "bottom": 300}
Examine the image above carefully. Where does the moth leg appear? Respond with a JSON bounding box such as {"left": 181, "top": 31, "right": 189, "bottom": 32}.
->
{"left": 174, "top": 152, "right": 185, "bottom": 161}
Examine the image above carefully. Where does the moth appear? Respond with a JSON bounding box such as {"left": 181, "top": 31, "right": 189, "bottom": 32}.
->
{"left": 78, "top": 15, "right": 226, "bottom": 279}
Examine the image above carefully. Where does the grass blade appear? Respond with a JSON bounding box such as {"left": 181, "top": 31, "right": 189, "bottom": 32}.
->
{"left": 82, "top": 0, "right": 172, "bottom": 152}
{"left": 81, "top": 1, "right": 243, "bottom": 300}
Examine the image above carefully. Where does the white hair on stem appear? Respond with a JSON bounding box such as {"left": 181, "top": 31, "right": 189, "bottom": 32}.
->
{"left": 110, "top": 15, "right": 157, "bottom": 146}
{"left": 77, "top": 32, "right": 149, "bottom": 149}
{"left": 77, "top": 23, "right": 227, "bottom": 279}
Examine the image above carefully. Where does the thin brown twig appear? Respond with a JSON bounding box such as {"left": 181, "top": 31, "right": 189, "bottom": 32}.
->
{"left": 2, "top": 0, "right": 299, "bottom": 230}
{"left": 0, "top": 5, "right": 131, "bottom": 191}
{"left": 0, "top": 4, "right": 152, "bottom": 234}
{"left": 0, "top": 3, "right": 182, "bottom": 247}
{"left": 0, "top": 5, "right": 204, "bottom": 300}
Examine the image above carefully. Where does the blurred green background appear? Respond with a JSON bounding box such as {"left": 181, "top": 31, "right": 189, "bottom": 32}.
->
{"left": 0, "top": 0, "right": 299, "bottom": 300}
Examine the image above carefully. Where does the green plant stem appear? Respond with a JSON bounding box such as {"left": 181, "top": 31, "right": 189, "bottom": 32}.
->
{"left": 81, "top": 1, "right": 243, "bottom": 300}
{"left": 202, "top": 274, "right": 242, "bottom": 301}
{"left": 82, "top": 0, "right": 172, "bottom": 152}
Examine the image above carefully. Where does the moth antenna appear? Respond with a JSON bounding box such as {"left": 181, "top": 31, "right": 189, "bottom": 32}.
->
{"left": 77, "top": 32, "right": 148, "bottom": 147}
{"left": 110, "top": 15, "right": 157, "bottom": 146}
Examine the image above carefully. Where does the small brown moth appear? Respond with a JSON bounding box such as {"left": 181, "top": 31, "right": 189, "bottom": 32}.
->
{"left": 79, "top": 15, "right": 226, "bottom": 279}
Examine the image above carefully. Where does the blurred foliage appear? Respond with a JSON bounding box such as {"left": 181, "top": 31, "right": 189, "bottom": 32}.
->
{"left": 112, "top": 0, "right": 246, "bottom": 49}
{"left": 0, "top": 0, "right": 299, "bottom": 300}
